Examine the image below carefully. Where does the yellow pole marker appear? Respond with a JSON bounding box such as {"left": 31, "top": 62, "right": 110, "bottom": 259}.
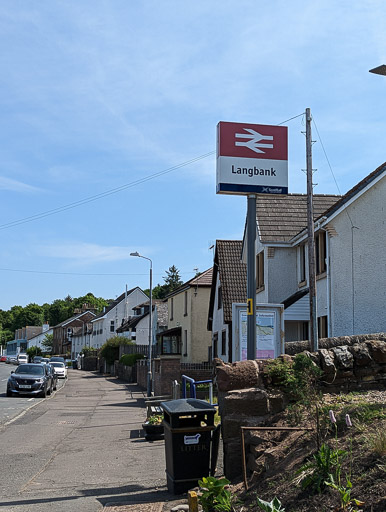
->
{"left": 188, "top": 490, "right": 198, "bottom": 512}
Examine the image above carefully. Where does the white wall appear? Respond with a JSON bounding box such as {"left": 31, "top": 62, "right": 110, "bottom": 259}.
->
{"left": 329, "top": 176, "right": 386, "bottom": 336}
{"left": 91, "top": 288, "right": 148, "bottom": 348}
{"left": 27, "top": 328, "right": 53, "bottom": 351}
{"left": 211, "top": 273, "right": 229, "bottom": 362}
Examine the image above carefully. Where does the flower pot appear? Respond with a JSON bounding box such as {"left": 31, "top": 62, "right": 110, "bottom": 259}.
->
{"left": 142, "top": 422, "right": 164, "bottom": 441}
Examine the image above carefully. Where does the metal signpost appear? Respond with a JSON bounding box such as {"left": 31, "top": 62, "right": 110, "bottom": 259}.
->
{"left": 216, "top": 121, "right": 288, "bottom": 360}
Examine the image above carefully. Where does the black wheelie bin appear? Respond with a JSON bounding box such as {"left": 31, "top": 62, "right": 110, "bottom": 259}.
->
{"left": 161, "top": 398, "right": 216, "bottom": 494}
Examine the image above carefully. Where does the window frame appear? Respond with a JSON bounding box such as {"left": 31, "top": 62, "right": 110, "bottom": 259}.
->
{"left": 256, "top": 250, "right": 265, "bottom": 291}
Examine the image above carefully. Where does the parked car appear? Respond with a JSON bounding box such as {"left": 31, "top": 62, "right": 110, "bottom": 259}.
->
{"left": 17, "top": 354, "right": 29, "bottom": 365}
{"left": 46, "top": 363, "right": 58, "bottom": 391}
{"left": 50, "top": 357, "right": 65, "bottom": 364}
{"left": 7, "top": 363, "right": 52, "bottom": 398}
{"left": 0, "top": 355, "right": 7, "bottom": 362}
{"left": 5, "top": 356, "right": 11, "bottom": 363}
{"left": 50, "top": 362, "right": 67, "bottom": 379}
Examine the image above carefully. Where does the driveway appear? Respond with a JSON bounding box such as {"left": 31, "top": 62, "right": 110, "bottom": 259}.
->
{"left": 0, "top": 370, "right": 170, "bottom": 511}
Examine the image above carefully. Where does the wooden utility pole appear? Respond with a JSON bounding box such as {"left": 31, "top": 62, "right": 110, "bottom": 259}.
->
{"left": 306, "top": 108, "right": 318, "bottom": 351}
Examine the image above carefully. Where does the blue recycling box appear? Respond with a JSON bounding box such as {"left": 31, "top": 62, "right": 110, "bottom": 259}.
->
{"left": 161, "top": 398, "right": 216, "bottom": 494}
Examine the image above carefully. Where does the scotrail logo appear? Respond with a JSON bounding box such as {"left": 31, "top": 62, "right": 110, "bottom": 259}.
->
{"left": 235, "top": 128, "right": 274, "bottom": 154}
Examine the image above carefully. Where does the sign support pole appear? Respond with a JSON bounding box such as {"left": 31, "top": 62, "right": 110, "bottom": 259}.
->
{"left": 247, "top": 194, "right": 257, "bottom": 360}
{"left": 306, "top": 108, "right": 318, "bottom": 351}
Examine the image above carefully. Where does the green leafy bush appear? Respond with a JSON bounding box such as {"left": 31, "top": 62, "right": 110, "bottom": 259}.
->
{"left": 99, "top": 336, "right": 134, "bottom": 365}
{"left": 119, "top": 353, "right": 145, "bottom": 366}
{"left": 256, "top": 496, "right": 286, "bottom": 512}
{"left": 198, "top": 476, "right": 231, "bottom": 512}
{"left": 294, "top": 443, "right": 346, "bottom": 494}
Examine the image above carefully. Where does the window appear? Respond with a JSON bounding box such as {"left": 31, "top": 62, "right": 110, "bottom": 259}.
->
{"left": 110, "top": 320, "right": 115, "bottom": 333}
{"left": 302, "top": 322, "right": 309, "bottom": 341}
{"left": 184, "top": 291, "right": 188, "bottom": 316}
{"left": 217, "top": 286, "right": 222, "bottom": 309}
{"left": 213, "top": 332, "right": 218, "bottom": 358}
{"left": 316, "top": 231, "right": 327, "bottom": 275}
{"left": 170, "top": 298, "right": 174, "bottom": 321}
{"left": 299, "top": 244, "right": 306, "bottom": 283}
{"left": 256, "top": 251, "right": 264, "bottom": 290}
{"left": 184, "top": 330, "right": 188, "bottom": 356}
{"left": 221, "top": 330, "right": 226, "bottom": 356}
{"left": 318, "top": 315, "right": 328, "bottom": 338}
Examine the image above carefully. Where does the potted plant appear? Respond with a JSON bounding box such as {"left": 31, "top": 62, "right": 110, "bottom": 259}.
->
{"left": 142, "top": 414, "right": 164, "bottom": 440}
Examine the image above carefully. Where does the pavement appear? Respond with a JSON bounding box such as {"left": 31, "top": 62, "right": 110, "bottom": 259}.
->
{"left": 0, "top": 369, "right": 221, "bottom": 511}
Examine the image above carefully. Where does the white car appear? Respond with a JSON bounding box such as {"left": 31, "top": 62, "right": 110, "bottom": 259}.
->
{"left": 17, "top": 354, "right": 29, "bottom": 365}
{"left": 50, "top": 362, "right": 68, "bottom": 379}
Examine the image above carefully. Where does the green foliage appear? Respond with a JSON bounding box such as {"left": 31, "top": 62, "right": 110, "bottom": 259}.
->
{"left": 0, "top": 293, "right": 109, "bottom": 334}
{"left": 295, "top": 443, "right": 346, "bottom": 494}
{"left": 26, "top": 346, "right": 42, "bottom": 359}
{"left": 99, "top": 336, "right": 133, "bottom": 365}
{"left": 41, "top": 333, "right": 53, "bottom": 352}
{"left": 266, "top": 354, "right": 322, "bottom": 399}
{"left": 146, "top": 265, "right": 183, "bottom": 299}
{"left": 81, "top": 346, "right": 97, "bottom": 357}
{"left": 198, "top": 476, "right": 231, "bottom": 512}
{"left": 266, "top": 357, "right": 296, "bottom": 389}
{"left": 255, "top": 496, "right": 286, "bottom": 512}
{"left": 146, "top": 414, "right": 163, "bottom": 425}
{"left": 326, "top": 475, "right": 364, "bottom": 511}
{"left": 119, "top": 353, "right": 144, "bottom": 366}
{"left": 365, "top": 425, "right": 386, "bottom": 456}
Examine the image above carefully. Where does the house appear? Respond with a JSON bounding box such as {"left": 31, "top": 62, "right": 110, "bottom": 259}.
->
{"left": 52, "top": 311, "right": 96, "bottom": 355}
{"left": 158, "top": 268, "right": 213, "bottom": 363}
{"left": 70, "top": 322, "right": 94, "bottom": 359}
{"left": 244, "top": 162, "right": 386, "bottom": 341}
{"left": 116, "top": 299, "right": 168, "bottom": 345}
{"left": 90, "top": 287, "right": 148, "bottom": 348}
{"left": 207, "top": 240, "right": 247, "bottom": 362}
{"left": 6, "top": 326, "right": 44, "bottom": 355}
{"left": 27, "top": 323, "right": 52, "bottom": 352}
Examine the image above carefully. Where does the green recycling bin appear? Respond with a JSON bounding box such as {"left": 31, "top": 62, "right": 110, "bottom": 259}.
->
{"left": 161, "top": 398, "right": 216, "bottom": 494}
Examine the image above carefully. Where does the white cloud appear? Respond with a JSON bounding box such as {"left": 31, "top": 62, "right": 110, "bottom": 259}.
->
{"left": 39, "top": 242, "right": 157, "bottom": 265}
{"left": 0, "top": 176, "right": 42, "bottom": 193}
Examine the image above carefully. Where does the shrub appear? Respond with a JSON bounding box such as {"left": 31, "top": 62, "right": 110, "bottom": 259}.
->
{"left": 119, "top": 353, "right": 145, "bottom": 366}
{"left": 99, "top": 336, "right": 134, "bottom": 365}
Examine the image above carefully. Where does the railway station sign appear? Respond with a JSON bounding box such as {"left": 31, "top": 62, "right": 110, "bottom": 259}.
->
{"left": 216, "top": 121, "right": 288, "bottom": 195}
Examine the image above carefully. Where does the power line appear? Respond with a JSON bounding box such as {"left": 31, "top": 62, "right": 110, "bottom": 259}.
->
{"left": 0, "top": 151, "right": 215, "bottom": 231}
{"left": 0, "top": 113, "right": 306, "bottom": 231}
{"left": 0, "top": 267, "right": 196, "bottom": 277}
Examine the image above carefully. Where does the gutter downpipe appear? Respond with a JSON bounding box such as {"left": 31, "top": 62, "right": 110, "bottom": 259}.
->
{"left": 326, "top": 228, "right": 331, "bottom": 338}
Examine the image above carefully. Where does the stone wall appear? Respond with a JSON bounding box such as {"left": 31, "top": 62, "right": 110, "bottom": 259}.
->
{"left": 114, "top": 362, "right": 136, "bottom": 383}
{"left": 136, "top": 360, "right": 148, "bottom": 389}
{"left": 215, "top": 335, "right": 386, "bottom": 480}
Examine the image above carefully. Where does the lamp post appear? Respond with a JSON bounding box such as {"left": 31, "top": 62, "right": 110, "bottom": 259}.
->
{"left": 130, "top": 251, "right": 153, "bottom": 397}
{"left": 369, "top": 64, "right": 386, "bottom": 76}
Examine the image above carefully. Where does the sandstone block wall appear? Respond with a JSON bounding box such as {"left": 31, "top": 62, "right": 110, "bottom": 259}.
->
{"left": 215, "top": 335, "right": 386, "bottom": 480}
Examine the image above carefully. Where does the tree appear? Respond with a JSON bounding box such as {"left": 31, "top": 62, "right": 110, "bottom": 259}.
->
{"left": 27, "top": 346, "right": 42, "bottom": 359}
{"left": 143, "top": 265, "right": 184, "bottom": 299}
{"left": 163, "top": 265, "right": 183, "bottom": 295}
{"left": 41, "top": 333, "right": 53, "bottom": 353}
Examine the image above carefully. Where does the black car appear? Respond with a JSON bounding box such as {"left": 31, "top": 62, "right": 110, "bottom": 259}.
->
{"left": 7, "top": 363, "right": 52, "bottom": 398}
{"left": 33, "top": 356, "right": 43, "bottom": 363}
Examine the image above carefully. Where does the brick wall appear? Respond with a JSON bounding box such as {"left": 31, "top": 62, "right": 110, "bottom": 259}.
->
{"left": 153, "top": 356, "right": 181, "bottom": 396}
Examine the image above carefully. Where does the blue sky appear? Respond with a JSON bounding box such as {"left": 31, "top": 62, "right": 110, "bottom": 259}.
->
{"left": 1, "top": 1, "right": 385, "bottom": 310}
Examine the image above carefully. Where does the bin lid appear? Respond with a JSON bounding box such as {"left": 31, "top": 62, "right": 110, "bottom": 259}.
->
{"left": 161, "top": 398, "right": 215, "bottom": 415}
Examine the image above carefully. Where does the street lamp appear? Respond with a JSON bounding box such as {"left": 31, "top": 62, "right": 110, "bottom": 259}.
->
{"left": 130, "top": 251, "right": 153, "bottom": 397}
{"left": 369, "top": 64, "right": 386, "bottom": 76}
